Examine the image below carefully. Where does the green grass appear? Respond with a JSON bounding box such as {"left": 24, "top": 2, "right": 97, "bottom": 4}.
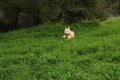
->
{"left": 0, "top": 17, "right": 120, "bottom": 80}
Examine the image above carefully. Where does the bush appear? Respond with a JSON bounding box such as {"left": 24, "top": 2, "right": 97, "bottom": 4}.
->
{"left": 0, "top": 0, "right": 118, "bottom": 31}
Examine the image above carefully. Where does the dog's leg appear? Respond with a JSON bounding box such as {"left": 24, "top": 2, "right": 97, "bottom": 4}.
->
{"left": 63, "top": 35, "right": 65, "bottom": 38}
{"left": 67, "top": 36, "right": 71, "bottom": 40}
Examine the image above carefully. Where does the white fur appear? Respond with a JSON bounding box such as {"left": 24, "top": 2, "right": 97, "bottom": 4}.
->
{"left": 63, "top": 27, "right": 75, "bottom": 40}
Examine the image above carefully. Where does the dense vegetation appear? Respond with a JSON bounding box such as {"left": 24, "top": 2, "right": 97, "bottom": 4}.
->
{"left": 0, "top": 17, "right": 120, "bottom": 80}
{"left": 0, "top": 0, "right": 120, "bottom": 31}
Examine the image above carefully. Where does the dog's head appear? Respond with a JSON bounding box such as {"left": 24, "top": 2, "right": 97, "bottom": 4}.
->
{"left": 64, "top": 27, "right": 71, "bottom": 35}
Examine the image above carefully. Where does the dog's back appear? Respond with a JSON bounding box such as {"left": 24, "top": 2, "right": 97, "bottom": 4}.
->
{"left": 70, "top": 31, "right": 75, "bottom": 38}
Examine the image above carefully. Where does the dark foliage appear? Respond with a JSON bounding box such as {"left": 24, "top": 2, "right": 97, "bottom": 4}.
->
{"left": 0, "top": 0, "right": 120, "bottom": 31}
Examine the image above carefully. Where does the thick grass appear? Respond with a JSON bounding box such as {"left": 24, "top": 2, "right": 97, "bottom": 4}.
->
{"left": 0, "top": 17, "right": 120, "bottom": 80}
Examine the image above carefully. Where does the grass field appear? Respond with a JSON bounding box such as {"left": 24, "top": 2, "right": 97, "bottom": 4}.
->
{"left": 0, "top": 17, "right": 120, "bottom": 80}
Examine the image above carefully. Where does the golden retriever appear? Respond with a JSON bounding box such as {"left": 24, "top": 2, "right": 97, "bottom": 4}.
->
{"left": 63, "top": 27, "right": 75, "bottom": 40}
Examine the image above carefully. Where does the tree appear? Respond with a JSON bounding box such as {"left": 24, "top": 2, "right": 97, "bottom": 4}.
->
{"left": 0, "top": 0, "right": 119, "bottom": 32}
{"left": 38, "top": 0, "right": 64, "bottom": 23}
{"left": 61, "top": 0, "right": 108, "bottom": 22}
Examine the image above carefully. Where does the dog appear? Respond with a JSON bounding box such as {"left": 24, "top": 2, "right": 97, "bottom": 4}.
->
{"left": 63, "top": 27, "right": 75, "bottom": 40}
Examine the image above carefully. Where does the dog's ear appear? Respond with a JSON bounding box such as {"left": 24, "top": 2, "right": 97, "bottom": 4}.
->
{"left": 68, "top": 27, "right": 70, "bottom": 29}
